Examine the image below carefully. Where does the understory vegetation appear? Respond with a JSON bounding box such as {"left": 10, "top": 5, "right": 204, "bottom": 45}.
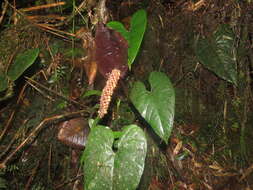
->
{"left": 1, "top": 0, "right": 253, "bottom": 189}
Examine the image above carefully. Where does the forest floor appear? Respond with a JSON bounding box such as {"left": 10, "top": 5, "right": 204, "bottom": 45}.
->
{"left": 1, "top": 0, "right": 253, "bottom": 189}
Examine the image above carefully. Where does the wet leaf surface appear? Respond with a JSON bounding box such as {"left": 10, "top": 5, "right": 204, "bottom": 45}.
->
{"left": 130, "top": 71, "right": 175, "bottom": 143}
{"left": 81, "top": 124, "right": 147, "bottom": 190}
{"left": 195, "top": 24, "right": 237, "bottom": 85}
{"left": 128, "top": 9, "right": 147, "bottom": 68}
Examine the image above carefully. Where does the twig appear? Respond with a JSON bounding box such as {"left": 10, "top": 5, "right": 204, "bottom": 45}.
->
{"left": 0, "top": 110, "right": 89, "bottom": 169}
{"left": 24, "top": 160, "right": 41, "bottom": 190}
{"left": 0, "top": 70, "right": 47, "bottom": 142}
{"left": 174, "top": 71, "right": 194, "bottom": 86}
{"left": 0, "top": 111, "right": 16, "bottom": 141}
{"left": 5, "top": 1, "right": 75, "bottom": 39}
{"left": 0, "top": 82, "right": 28, "bottom": 141}
{"left": 54, "top": 0, "right": 87, "bottom": 27}
{"left": 48, "top": 144, "right": 52, "bottom": 182}
{"left": 20, "top": 2, "right": 65, "bottom": 12}
{"left": 25, "top": 77, "right": 89, "bottom": 109}
{"left": 0, "top": 0, "right": 8, "bottom": 25}
{"left": 55, "top": 173, "right": 83, "bottom": 189}
{"left": 240, "top": 163, "right": 253, "bottom": 181}
{"left": 13, "top": 0, "right": 17, "bottom": 25}
{"left": 0, "top": 136, "right": 16, "bottom": 159}
{"left": 0, "top": 118, "right": 30, "bottom": 160}
{"left": 222, "top": 99, "right": 228, "bottom": 141}
{"left": 26, "top": 80, "right": 55, "bottom": 101}
{"left": 35, "top": 23, "right": 75, "bottom": 40}
{"left": 26, "top": 15, "right": 66, "bottom": 22}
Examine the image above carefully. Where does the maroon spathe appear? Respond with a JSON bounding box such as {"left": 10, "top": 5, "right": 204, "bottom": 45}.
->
{"left": 95, "top": 23, "right": 128, "bottom": 78}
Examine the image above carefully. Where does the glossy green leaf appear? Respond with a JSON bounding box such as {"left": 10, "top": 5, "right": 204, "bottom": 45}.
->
{"left": 195, "top": 24, "right": 237, "bottom": 85}
{"left": 107, "top": 9, "right": 147, "bottom": 69}
{"left": 7, "top": 48, "right": 39, "bottom": 81}
{"left": 81, "top": 126, "right": 114, "bottom": 190}
{"left": 128, "top": 9, "right": 147, "bottom": 68}
{"left": 113, "top": 125, "right": 147, "bottom": 190}
{"left": 81, "top": 125, "right": 147, "bottom": 190}
{"left": 106, "top": 21, "right": 129, "bottom": 41}
{"left": 0, "top": 74, "right": 8, "bottom": 92}
{"left": 130, "top": 71, "right": 175, "bottom": 143}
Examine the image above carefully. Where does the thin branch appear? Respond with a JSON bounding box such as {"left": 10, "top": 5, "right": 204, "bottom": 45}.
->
{"left": 24, "top": 160, "right": 41, "bottom": 190}
{"left": 26, "top": 80, "right": 55, "bottom": 101}
{"left": 0, "top": 110, "right": 89, "bottom": 169}
{"left": 25, "top": 77, "right": 89, "bottom": 109}
{"left": 20, "top": 2, "right": 65, "bottom": 12}
{"left": 0, "top": 0, "right": 8, "bottom": 25}
{"left": 0, "top": 81, "right": 28, "bottom": 141}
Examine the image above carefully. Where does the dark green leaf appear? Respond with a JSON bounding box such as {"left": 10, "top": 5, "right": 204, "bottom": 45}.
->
{"left": 7, "top": 48, "right": 39, "bottom": 81}
{"left": 130, "top": 71, "right": 175, "bottom": 143}
{"left": 113, "top": 125, "right": 147, "bottom": 190}
{"left": 195, "top": 24, "right": 237, "bottom": 85}
{"left": 81, "top": 126, "right": 114, "bottom": 190}
{"left": 128, "top": 9, "right": 147, "bottom": 68}
{"left": 81, "top": 125, "right": 147, "bottom": 190}
{"left": 0, "top": 74, "right": 8, "bottom": 92}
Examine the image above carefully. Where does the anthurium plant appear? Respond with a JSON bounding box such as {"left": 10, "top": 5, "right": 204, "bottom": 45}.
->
{"left": 81, "top": 9, "right": 175, "bottom": 190}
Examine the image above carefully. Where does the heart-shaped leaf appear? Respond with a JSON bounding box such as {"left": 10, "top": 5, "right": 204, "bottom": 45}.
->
{"left": 130, "top": 71, "right": 175, "bottom": 143}
{"left": 107, "top": 9, "right": 147, "bottom": 69}
{"left": 7, "top": 48, "right": 39, "bottom": 81}
{"left": 81, "top": 126, "right": 114, "bottom": 190}
{"left": 81, "top": 125, "right": 147, "bottom": 190}
{"left": 113, "top": 125, "right": 147, "bottom": 189}
{"left": 195, "top": 24, "right": 237, "bottom": 85}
